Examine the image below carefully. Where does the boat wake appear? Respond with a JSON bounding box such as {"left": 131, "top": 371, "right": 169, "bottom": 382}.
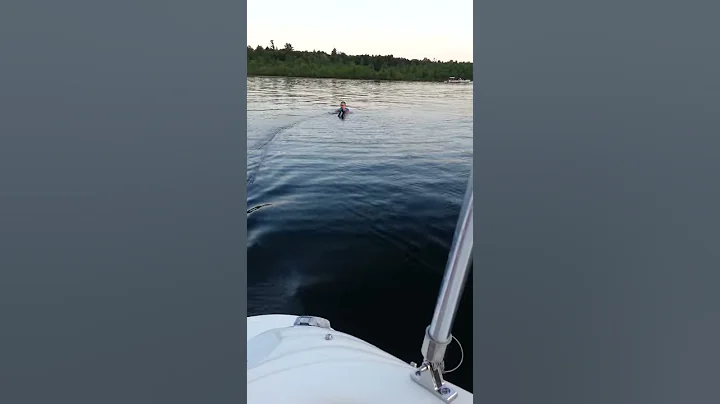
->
{"left": 247, "top": 203, "right": 272, "bottom": 215}
{"left": 247, "top": 113, "right": 331, "bottom": 186}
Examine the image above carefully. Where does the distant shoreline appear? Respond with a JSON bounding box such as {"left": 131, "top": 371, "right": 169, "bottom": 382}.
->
{"left": 247, "top": 44, "right": 473, "bottom": 83}
{"left": 246, "top": 73, "right": 462, "bottom": 83}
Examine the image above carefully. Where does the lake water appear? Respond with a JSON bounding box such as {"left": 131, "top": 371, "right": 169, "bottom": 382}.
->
{"left": 246, "top": 76, "right": 474, "bottom": 390}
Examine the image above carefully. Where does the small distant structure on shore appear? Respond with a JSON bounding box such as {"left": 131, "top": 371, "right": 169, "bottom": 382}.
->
{"left": 444, "top": 77, "right": 472, "bottom": 84}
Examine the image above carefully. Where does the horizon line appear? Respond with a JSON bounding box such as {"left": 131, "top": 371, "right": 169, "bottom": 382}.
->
{"left": 246, "top": 43, "right": 473, "bottom": 64}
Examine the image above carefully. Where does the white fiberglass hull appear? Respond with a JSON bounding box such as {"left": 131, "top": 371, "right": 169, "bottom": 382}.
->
{"left": 247, "top": 314, "right": 473, "bottom": 403}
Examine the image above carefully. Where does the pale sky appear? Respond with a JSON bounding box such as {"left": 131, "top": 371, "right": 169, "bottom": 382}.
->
{"left": 247, "top": 0, "right": 473, "bottom": 62}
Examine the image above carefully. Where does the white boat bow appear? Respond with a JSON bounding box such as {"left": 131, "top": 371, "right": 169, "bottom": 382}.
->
{"left": 247, "top": 314, "right": 473, "bottom": 403}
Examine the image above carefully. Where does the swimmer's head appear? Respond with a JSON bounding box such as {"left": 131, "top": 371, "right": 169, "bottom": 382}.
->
{"left": 340, "top": 101, "right": 346, "bottom": 109}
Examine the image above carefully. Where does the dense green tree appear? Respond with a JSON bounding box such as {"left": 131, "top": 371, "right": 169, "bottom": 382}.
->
{"left": 247, "top": 43, "right": 472, "bottom": 82}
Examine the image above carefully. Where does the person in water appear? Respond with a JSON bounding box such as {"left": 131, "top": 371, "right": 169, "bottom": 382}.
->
{"left": 335, "top": 101, "right": 350, "bottom": 119}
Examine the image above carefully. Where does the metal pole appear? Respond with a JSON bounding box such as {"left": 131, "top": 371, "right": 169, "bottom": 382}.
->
{"left": 427, "top": 170, "right": 473, "bottom": 345}
{"left": 411, "top": 170, "right": 473, "bottom": 402}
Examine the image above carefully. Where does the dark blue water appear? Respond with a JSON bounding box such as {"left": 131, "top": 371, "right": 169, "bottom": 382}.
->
{"left": 246, "top": 76, "right": 474, "bottom": 389}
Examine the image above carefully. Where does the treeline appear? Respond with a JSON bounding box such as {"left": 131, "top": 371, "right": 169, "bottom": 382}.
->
{"left": 247, "top": 41, "right": 472, "bottom": 82}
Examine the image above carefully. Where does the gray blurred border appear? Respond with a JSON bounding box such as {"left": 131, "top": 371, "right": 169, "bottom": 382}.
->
{"left": 473, "top": 1, "right": 720, "bottom": 403}
{"left": 0, "top": 0, "right": 247, "bottom": 402}
{"left": 240, "top": 0, "right": 249, "bottom": 400}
